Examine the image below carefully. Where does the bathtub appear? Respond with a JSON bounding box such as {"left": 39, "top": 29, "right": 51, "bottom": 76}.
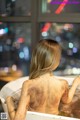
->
{"left": 0, "top": 76, "right": 80, "bottom": 120}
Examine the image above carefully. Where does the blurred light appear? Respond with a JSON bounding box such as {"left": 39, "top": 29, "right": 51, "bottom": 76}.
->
{"left": 12, "top": 64, "right": 17, "bottom": 71}
{"left": 4, "top": 67, "right": 9, "bottom": 73}
{"left": 69, "top": 42, "right": 73, "bottom": 48}
{"left": 63, "top": 24, "right": 73, "bottom": 30}
{"left": 13, "top": 42, "right": 20, "bottom": 49}
{"left": 55, "top": 36, "right": 61, "bottom": 42}
{"left": 18, "top": 38, "right": 24, "bottom": 43}
{"left": 55, "top": 0, "right": 68, "bottom": 14}
{"left": 63, "top": 26, "right": 68, "bottom": 30}
{"left": 41, "top": 23, "right": 51, "bottom": 32}
{"left": 66, "top": 68, "right": 80, "bottom": 75}
{"left": 47, "top": 0, "right": 52, "bottom": 3}
{"left": 19, "top": 52, "right": 24, "bottom": 59}
{"left": 23, "top": 47, "right": 29, "bottom": 60}
{"left": 72, "top": 68, "right": 80, "bottom": 74}
{"left": 41, "top": 32, "right": 48, "bottom": 37}
{"left": 0, "top": 22, "right": 3, "bottom": 24}
{"left": 73, "top": 47, "right": 78, "bottom": 53}
{"left": 0, "top": 46, "right": 3, "bottom": 52}
{"left": 0, "top": 28, "right": 8, "bottom": 35}
{"left": 0, "top": 29, "right": 5, "bottom": 35}
{"left": 4, "top": 28, "right": 8, "bottom": 33}
{"left": 64, "top": 68, "right": 72, "bottom": 75}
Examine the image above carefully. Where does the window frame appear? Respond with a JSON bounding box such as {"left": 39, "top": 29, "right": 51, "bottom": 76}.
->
{"left": 38, "top": 0, "right": 80, "bottom": 23}
{"left": 0, "top": 0, "right": 80, "bottom": 51}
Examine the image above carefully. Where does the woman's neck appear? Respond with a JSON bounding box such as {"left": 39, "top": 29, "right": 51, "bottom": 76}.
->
{"left": 39, "top": 72, "right": 53, "bottom": 78}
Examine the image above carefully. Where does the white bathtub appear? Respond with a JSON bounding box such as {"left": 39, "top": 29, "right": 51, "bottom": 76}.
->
{"left": 0, "top": 76, "right": 80, "bottom": 120}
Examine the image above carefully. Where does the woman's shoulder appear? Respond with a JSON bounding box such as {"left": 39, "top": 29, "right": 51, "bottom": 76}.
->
{"left": 22, "top": 79, "right": 33, "bottom": 89}
{"left": 54, "top": 76, "right": 68, "bottom": 86}
{"left": 22, "top": 78, "right": 38, "bottom": 88}
{"left": 58, "top": 78, "right": 69, "bottom": 90}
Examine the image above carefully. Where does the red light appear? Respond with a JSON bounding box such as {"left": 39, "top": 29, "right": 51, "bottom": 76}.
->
{"left": 55, "top": 0, "right": 68, "bottom": 14}
{"left": 18, "top": 38, "right": 24, "bottom": 43}
{"left": 0, "top": 22, "right": 3, "bottom": 24}
{"left": 41, "top": 23, "right": 51, "bottom": 32}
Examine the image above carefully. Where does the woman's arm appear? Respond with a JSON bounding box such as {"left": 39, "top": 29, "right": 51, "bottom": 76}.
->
{"left": 6, "top": 81, "right": 30, "bottom": 120}
{"left": 6, "top": 96, "right": 16, "bottom": 120}
{"left": 61, "top": 76, "right": 80, "bottom": 104}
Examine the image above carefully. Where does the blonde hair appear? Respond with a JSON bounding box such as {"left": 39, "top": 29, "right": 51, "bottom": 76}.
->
{"left": 29, "top": 39, "right": 61, "bottom": 79}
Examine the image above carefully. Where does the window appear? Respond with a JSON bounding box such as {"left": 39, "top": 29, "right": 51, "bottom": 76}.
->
{"left": 0, "top": 0, "right": 31, "bottom": 16}
{"left": 40, "top": 23, "right": 80, "bottom": 75}
{"left": 0, "top": 22, "right": 31, "bottom": 76}
{"left": 0, "top": 0, "right": 80, "bottom": 77}
{"left": 41, "top": 0, "right": 80, "bottom": 14}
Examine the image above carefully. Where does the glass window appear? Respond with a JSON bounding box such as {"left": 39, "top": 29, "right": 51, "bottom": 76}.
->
{"left": 40, "top": 23, "right": 80, "bottom": 76}
{"left": 0, "top": 0, "right": 31, "bottom": 16}
{"left": 41, "top": 0, "right": 80, "bottom": 14}
{"left": 0, "top": 22, "right": 31, "bottom": 77}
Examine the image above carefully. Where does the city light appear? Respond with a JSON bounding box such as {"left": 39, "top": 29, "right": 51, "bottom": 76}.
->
{"left": 0, "top": 28, "right": 8, "bottom": 36}
{"left": 0, "top": 29, "right": 5, "bottom": 35}
{"left": 41, "top": 23, "right": 51, "bottom": 32}
{"left": 23, "top": 47, "right": 29, "bottom": 60}
{"left": 19, "top": 52, "right": 24, "bottom": 59}
{"left": 12, "top": 64, "right": 17, "bottom": 71}
{"left": 55, "top": 0, "right": 68, "bottom": 14}
{"left": 47, "top": 0, "right": 52, "bottom": 3}
{"left": 41, "top": 32, "right": 48, "bottom": 37}
{"left": 4, "top": 28, "right": 8, "bottom": 33}
{"left": 69, "top": 42, "right": 73, "bottom": 48}
{"left": 73, "top": 47, "right": 78, "bottom": 53}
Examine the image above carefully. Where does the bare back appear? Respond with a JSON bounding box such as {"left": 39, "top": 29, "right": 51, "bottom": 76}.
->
{"left": 26, "top": 74, "right": 65, "bottom": 114}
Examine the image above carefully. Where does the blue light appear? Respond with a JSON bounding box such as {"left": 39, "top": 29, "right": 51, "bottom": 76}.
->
{"left": 73, "top": 47, "right": 78, "bottom": 53}
{"left": 23, "top": 47, "right": 29, "bottom": 60}
{"left": 4, "top": 28, "right": 8, "bottom": 33}
{"left": 19, "top": 52, "right": 24, "bottom": 59}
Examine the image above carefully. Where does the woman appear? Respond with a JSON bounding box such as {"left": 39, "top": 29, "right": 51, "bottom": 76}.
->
{"left": 6, "top": 39, "right": 80, "bottom": 120}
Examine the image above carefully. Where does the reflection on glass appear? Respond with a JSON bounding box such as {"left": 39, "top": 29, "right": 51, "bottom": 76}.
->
{"left": 0, "top": 22, "right": 31, "bottom": 76}
{"left": 41, "top": 0, "right": 80, "bottom": 14}
{"left": 0, "top": 0, "right": 31, "bottom": 16}
{"left": 41, "top": 23, "right": 80, "bottom": 75}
